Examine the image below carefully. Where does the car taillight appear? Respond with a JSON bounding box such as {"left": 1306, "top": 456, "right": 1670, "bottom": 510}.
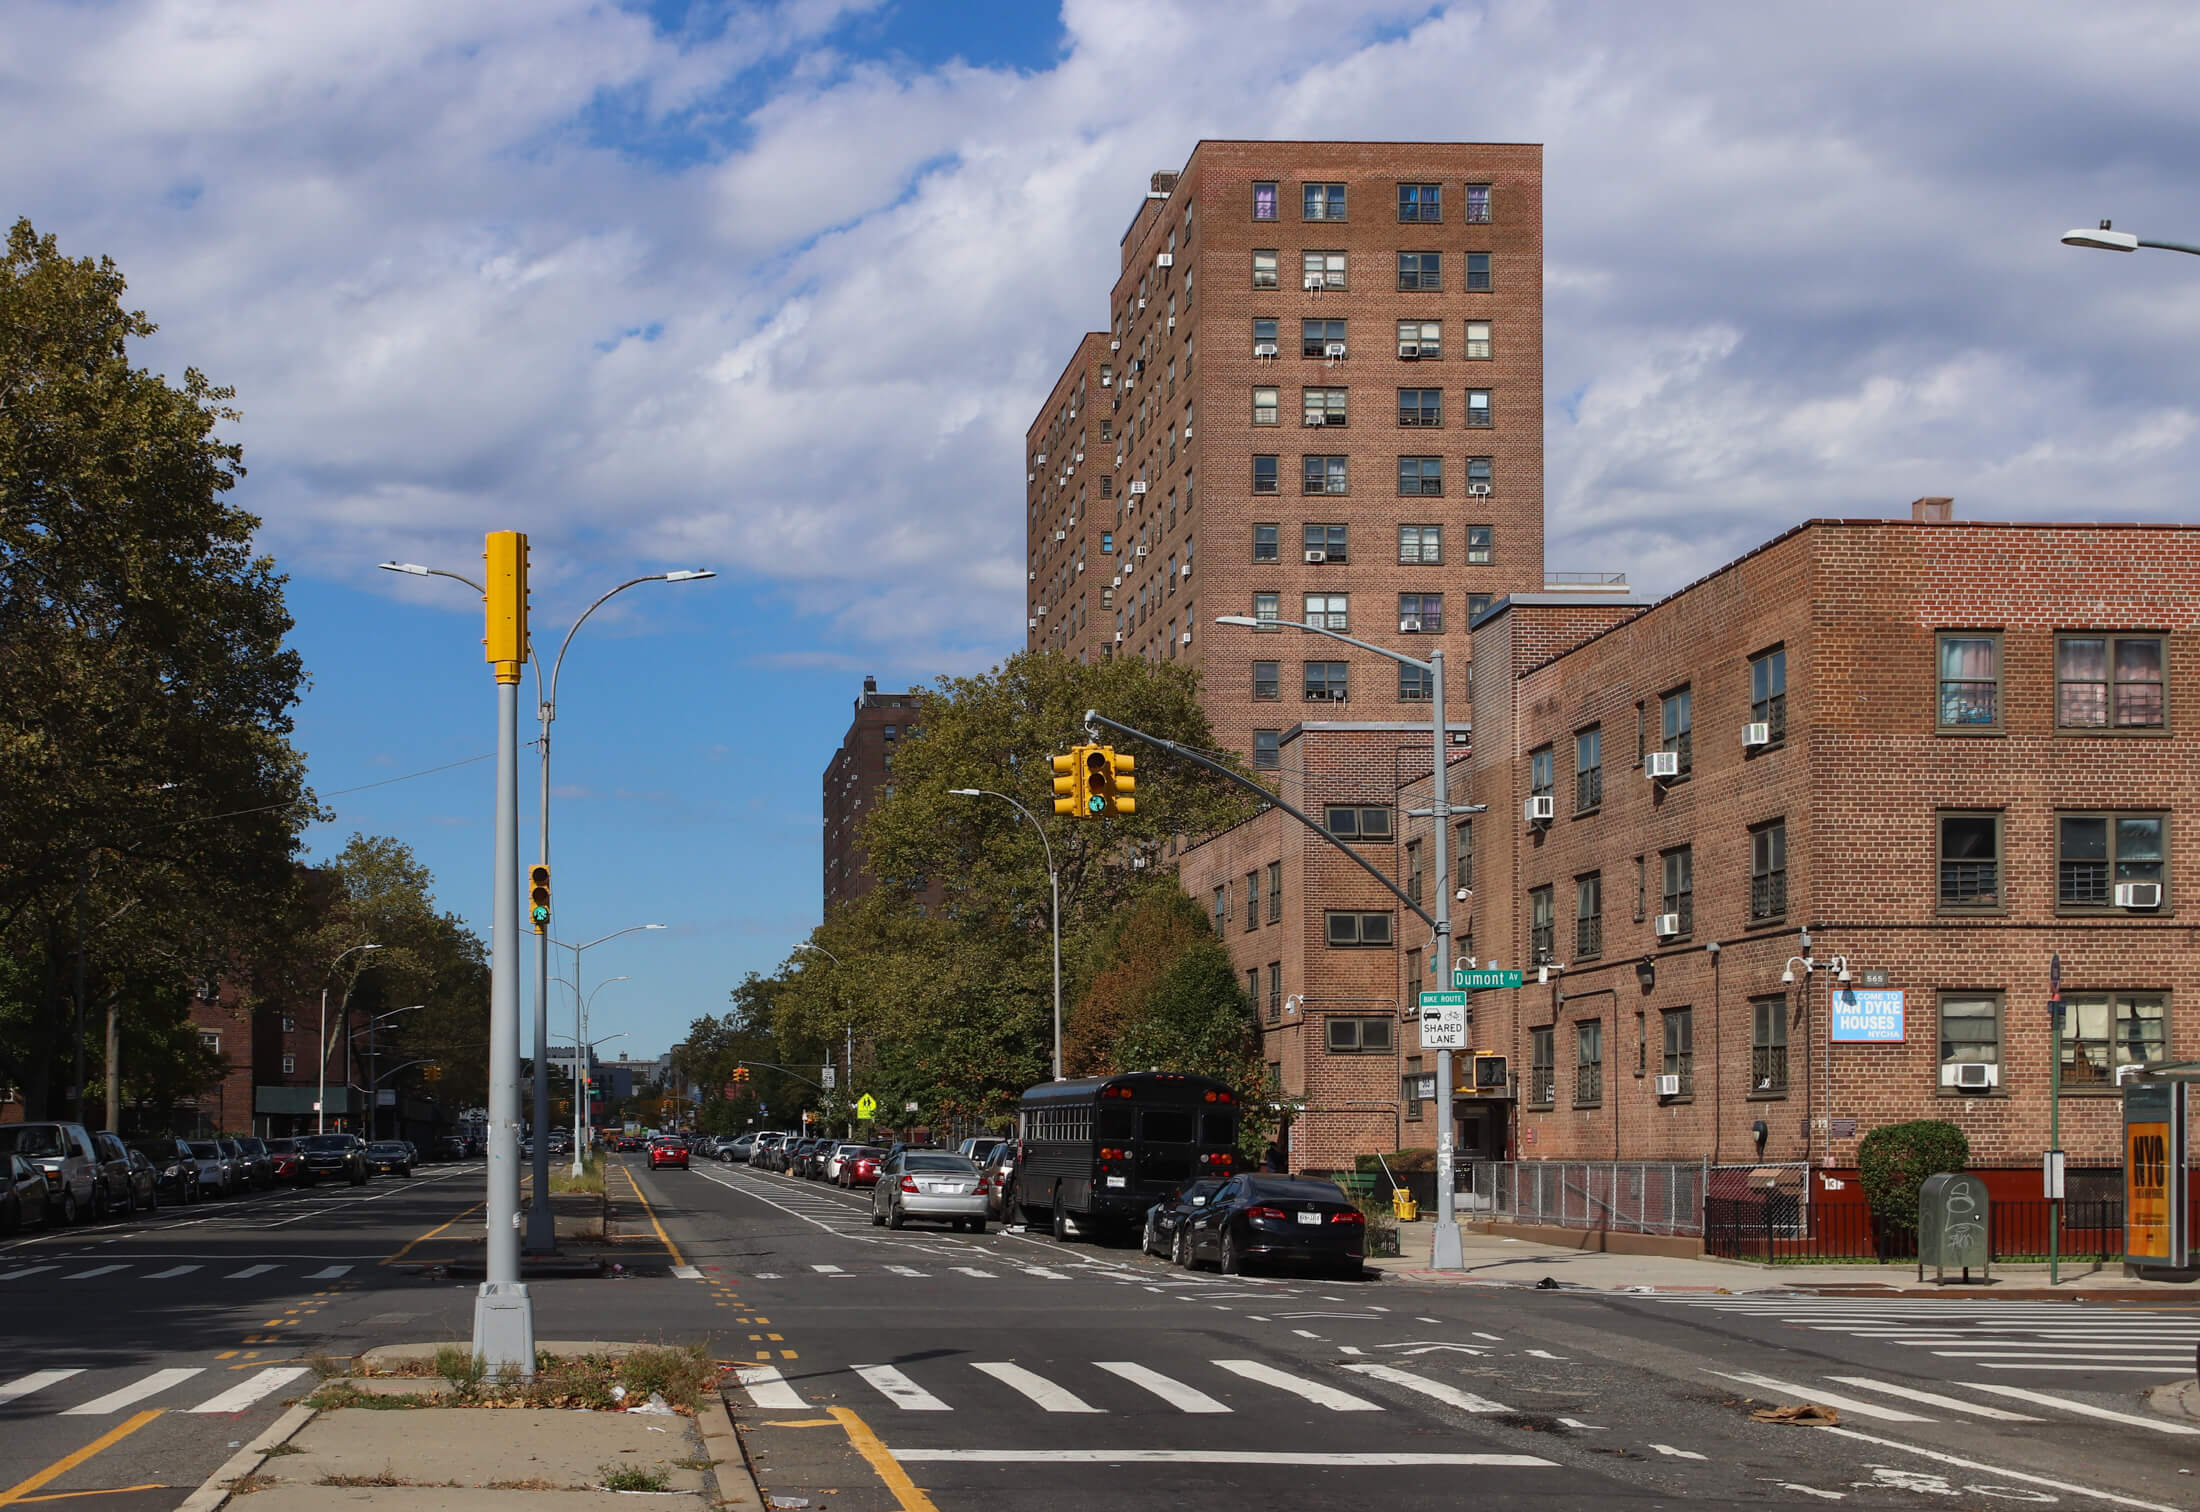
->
{"left": 1331, "top": 1210, "right": 1365, "bottom": 1225}
{"left": 899, "top": 1175, "right": 919, "bottom": 1193}
{"left": 1246, "top": 1205, "right": 1288, "bottom": 1222}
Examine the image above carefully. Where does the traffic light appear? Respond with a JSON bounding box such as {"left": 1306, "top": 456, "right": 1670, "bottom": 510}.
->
{"left": 1082, "top": 746, "right": 1135, "bottom": 818}
{"left": 1107, "top": 748, "right": 1134, "bottom": 815}
{"left": 1052, "top": 747, "right": 1085, "bottom": 815}
{"left": 732, "top": 1066, "right": 750, "bottom": 1084}
{"left": 528, "top": 864, "right": 551, "bottom": 933}
{"left": 1459, "top": 1052, "right": 1509, "bottom": 1094}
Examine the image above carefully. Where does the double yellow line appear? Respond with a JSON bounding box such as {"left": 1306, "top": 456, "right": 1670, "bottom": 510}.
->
{"left": 0, "top": 1410, "right": 162, "bottom": 1507}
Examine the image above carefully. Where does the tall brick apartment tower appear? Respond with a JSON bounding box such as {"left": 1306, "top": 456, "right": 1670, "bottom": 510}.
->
{"left": 1027, "top": 141, "right": 1547, "bottom": 767}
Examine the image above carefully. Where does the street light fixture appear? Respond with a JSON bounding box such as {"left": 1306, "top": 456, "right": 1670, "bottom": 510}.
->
{"left": 949, "top": 789, "right": 1063, "bottom": 1081}
{"left": 319, "top": 944, "right": 383, "bottom": 1135}
{"left": 2060, "top": 219, "right": 2200, "bottom": 257}
{"left": 793, "top": 943, "right": 859, "bottom": 1103}
{"left": 551, "top": 928, "right": 662, "bottom": 1175}
{"left": 352, "top": 1003, "right": 424, "bottom": 1141}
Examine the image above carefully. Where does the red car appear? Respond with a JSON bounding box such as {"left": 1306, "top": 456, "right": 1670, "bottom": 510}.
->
{"left": 838, "top": 1150, "right": 884, "bottom": 1189}
{"left": 648, "top": 1139, "right": 689, "bottom": 1171}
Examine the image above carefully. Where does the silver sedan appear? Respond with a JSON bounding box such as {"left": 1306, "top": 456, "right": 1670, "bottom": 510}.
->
{"left": 870, "top": 1151, "right": 987, "bottom": 1232}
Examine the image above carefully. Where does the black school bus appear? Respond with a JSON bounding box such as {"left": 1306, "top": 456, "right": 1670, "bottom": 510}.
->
{"left": 1011, "top": 1072, "right": 1242, "bottom": 1239}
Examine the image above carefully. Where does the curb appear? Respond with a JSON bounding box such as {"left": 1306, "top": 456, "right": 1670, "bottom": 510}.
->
{"left": 173, "top": 1399, "right": 318, "bottom": 1512}
{"left": 696, "top": 1391, "right": 766, "bottom": 1512}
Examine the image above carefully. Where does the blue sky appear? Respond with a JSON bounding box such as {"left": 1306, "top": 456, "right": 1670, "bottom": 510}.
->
{"left": 9, "top": 0, "right": 2200, "bottom": 1060}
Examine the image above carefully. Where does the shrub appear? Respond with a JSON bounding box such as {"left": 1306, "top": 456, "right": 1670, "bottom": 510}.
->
{"left": 1857, "top": 1119, "right": 1969, "bottom": 1229}
{"left": 1355, "top": 1149, "right": 1435, "bottom": 1176}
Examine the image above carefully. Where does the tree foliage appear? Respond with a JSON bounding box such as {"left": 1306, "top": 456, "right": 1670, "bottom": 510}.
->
{"left": 1857, "top": 1118, "right": 1970, "bottom": 1228}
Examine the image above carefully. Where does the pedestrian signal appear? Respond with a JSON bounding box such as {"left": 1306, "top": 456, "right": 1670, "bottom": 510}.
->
{"left": 1052, "top": 748, "right": 1084, "bottom": 815}
{"left": 528, "top": 864, "right": 551, "bottom": 933}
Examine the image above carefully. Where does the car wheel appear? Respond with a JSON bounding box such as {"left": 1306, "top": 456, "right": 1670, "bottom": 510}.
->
{"left": 1143, "top": 1219, "right": 1159, "bottom": 1258}
{"left": 970, "top": 1218, "right": 987, "bottom": 1235}
{"left": 60, "top": 1189, "right": 80, "bottom": 1226}
{"left": 91, "top": 1185, "right": 109, "bottom": 1222}
{"left": 1051, "top": 1203, "right": 1071, "bottom": 1243}
{"left": 870, "top": 1202, "right": 885, "bottom": 1227}
{"left": 886, "top": 1200, "right": 905, "bottom": 1230}
{"left": 1172, "top": 1225, "right": 1192, "bottom": 1269}
{"left": 1219, "top": 1228, "right": 1243, "bottom": 1276}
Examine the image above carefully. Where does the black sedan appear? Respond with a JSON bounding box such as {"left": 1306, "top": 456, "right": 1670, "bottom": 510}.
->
{"left": 129, "top": 1138, "right": 201, "bottom": 1204}
{"left": 1178, "top": 1175, "right": 1366, "bottom": 1278}
{"left": 298, "top": 1134, "right": 369, "bottom": 1185}
{"left": 1143, "top": 1178, "right": 1226, "bottom": 1261}
{"left": 365, "top": 1141, "right": 415, "bottom": 1177}
{"left": 2, "top": 1153, "right": 53, "bottom": 1232}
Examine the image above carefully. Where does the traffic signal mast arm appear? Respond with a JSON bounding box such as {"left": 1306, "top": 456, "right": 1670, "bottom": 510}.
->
{"left": 1080, "top": 709, "right": 1435, "bottom": 930}
{"left": 734, "top": 1060, "right": 829, "bottom": 1091}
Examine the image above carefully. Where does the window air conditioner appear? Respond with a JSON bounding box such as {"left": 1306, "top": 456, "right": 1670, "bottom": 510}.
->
{"left": 1645, "top": 751, "right": 1681, "bottom": 780}
{"left": 1654, "top": 912, "right": 1683, "bottom": 937}
{"left": 1398, "top": 343, "right": 1420, "bottom": 359}
{"left": 1944, "top": 1061, "right": 1999, "bottom": 1090}
{"left": 1167, "top": 317, "right": 1177, "bottom": 331}
{"left": 1254, "top": 342, "right": 1278, "bottom": 358}
{"left": 1028, "top": 570, "right": 1036, "bottom": 581}
{"left": 1135, "top": 546, "right": 1149, "bottom": 557}
{"left": 1101, "top": 376, "right": 1112, "bottom": 386}
{"left": 1305, "top": 275, "right": 1325, "bottom": 290}
{"left": 1157, "top": 253, "right": 1175, "bottom": 268}
{"left": 1138, "top": 297, "right": 1148, "bottom": 309}
{"left": 1743, "top": 722, "right": 1772, "bottom": 747}
{"left": 1466, "top": 483, "right": 1493, "bottom": 496}
{"left": 1035, "top": 604, "right": 1046, "bottom": 615}
{"left": 1399, "top": 617, "right": 1422, "bottom": 632}
{"left": 1304, "top": 549, "right": 1328, "bottom": 564}
{"left": 1110, "top": 338, "right": 1121, "bottom": 350}
{"left": 1129, "top": 480, "right": 1148, "bottom": 494}
{"left": 1654, "top": 1075, "right": 1682, "bottom": 1098}
{"left": 1075, "top": 561, "right": 1084, "bottom": 573}
{"left": 1180, "top": 632, "right": 1192, "bottom": 645}
{"left": 1324, "top": 342, "right": 1347, "bottom": 359}
{"left": 1035, "top": 453, "right": 1046, "bottom": 463}
{"left": 1113, "top": 632, "right": 1124, "bottom": 643}
{"left": 1026, "top": 472, "right": 1035, "bottom": 482}
{"left": 1524, "top": 794, "right": 1555, "bottom": 823}
{"left": 1180, "top": 563, "right": 1191, "bottom": 577}
{"left": 2115, "top": 881, "right": 2164, "bottom": 909}
{"left": 1028, "top": 617, "right": 1037, "bottom": 629}
{"left": 1055, "top": 530, "right": 1066, "bottom": 541}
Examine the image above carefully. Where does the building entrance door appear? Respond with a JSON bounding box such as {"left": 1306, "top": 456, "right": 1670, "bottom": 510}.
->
{"left": 1456, "top": 1101, "right": 1508, "bottom": 1161}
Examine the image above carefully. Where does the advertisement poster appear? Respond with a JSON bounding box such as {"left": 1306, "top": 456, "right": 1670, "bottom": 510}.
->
{"left": 2124, "top": 1081, "right": 2188, "bottom": 1268}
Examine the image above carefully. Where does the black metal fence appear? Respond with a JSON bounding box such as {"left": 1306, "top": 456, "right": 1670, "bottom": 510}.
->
{"left": 1705, "top": 1196, "right": 2124, "bottom": 1264}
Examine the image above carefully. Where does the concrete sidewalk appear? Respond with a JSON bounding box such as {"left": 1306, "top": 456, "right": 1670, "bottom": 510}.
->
{"left": 1367, "top": 1217, "right": 2200, "bottom": 1297}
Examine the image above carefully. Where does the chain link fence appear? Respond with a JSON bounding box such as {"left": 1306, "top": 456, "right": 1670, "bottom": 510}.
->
{"left": 1457, "top": 1159, "right": 1796, "bottom": 1237}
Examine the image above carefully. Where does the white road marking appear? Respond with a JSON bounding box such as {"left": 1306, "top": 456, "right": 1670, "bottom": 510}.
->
{"left": 1823, "top": 1378, "right": 2039, "bottom": 1421}
{"left": 1770, "top": 1483, "right": 1845, "bottom": 1501}
{"left": 888, "top": 1449, "right": 1553, "bottom": 1466}
{"left": 304, "top": 1265, "right": 352, "bottom": 1279}
{"left": 754, "top": 1272, "right": 782, "bottom": 1279}
{"left": 1958, "top": 1382, "right": 2200, "bottom": 1435}
{"left": 883, "top": 1266, "right": 926, "bottom": 1277}
{"left": 1094, "top": 1361, "right": 1230, "bottom": 1413}
{"left": 952, "top": 1267, "right": 996, "bottom": 1278}
{"left": 973, "top": 1362, "right": 1101, "bottom": 1413}
{"left": 1341, "top": 1362, "right": 1509, "bottom": 1414}
{"left": 225, "top": 1264, "right": 276, "bottom": 1279}
{"left": 1291, "top": 1329, "right": 1322, "bottom": 1339}
{"left": 62, "top": 1366, "right": 203, "bottom": 1415}
{"left": 1707, "top": 1371, "right": 1932, "bottom": 1423}
{"left": 66, "top": 1265, "right": 127, "bottom": 1281}
{"left": 1017, "top": 1266, "right": 1071, "bottom": 1280}
{"left": 854, "top": 1364, "right": 951, "bottom": 1411}
{"left": 1245, "top": 1315, "right": 1269, "bottom": 1322}
{"left": 1471, "top": 1331, "right": 1503, "bottom": 1340}
{"left": 1650, "top": 1443, "right": 1707, "bottom": 1460}
{"left": 1817, "top": 1426, "right": 2184, "bottom": 1512}
{"left": 670, "top": 1265, "right": 702, "bottom": 1279}
{"left": 0, "top": 1369, "right": 81, "bottom": 1406}
{"left": 1929, "top": 1350, "right": 2191, "bottom": 1363}
{"left": 1979, "top": 1363, "right": 2198, "bottom": 1373}
{"left": 1214, "top": 1359, "right": 1380, "bottom": 1412}
{"left": 811, "top": 1264, "right": 844, "bottom": 1274}
{"left": 1559, "top": 1417, "right": 1606, "bottom": 1430}
{"left": 1523, "top": 1349, "right": 1568, "bottom": 1360}
{"left": 732, "top": 1365, "right": 807, "bottom": 1410}
{"left": 189, "top": 1366, "right": 310, "bottom": 1413}
{"left": 1367, "top": 1305, "right": 1389, "bottom": 1312}
{"left": 0, "top": 1266, "right": 58, "bottom": 1281}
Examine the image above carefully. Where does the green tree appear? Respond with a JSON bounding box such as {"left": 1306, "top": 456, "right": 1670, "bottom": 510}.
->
{"left": 1857, "top": 1118, "right": 1970, "bottom": 1230}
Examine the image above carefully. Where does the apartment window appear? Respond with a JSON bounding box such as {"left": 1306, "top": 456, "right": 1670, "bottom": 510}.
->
{"left": 1575, "top": 1021, "right": 1604, "bottom": 1106}
{"left": 1253, "top": 249, "right": 1279, "bottom": 288}
{"left": 1576, "top": 873, "right": 1603, "bottom": 959}
{"left": 1530, "top": 745, "right": 1554, "bottom": 802}
{"left": 1305, "top": 661, "right": 1349, "bottom": 701}
{"left": 1465, "top": 390, "right": 1492, "bottom": 427}
{"left": 1938, "top": 811, "right": 2003, "bottom": 911}
{"left": 1302, "top": 387, "right": 1348, "bottom": 427}
{"left": 281, "top": 1054, "right": 296, "bottom": 1075}
{"left": 1251, "top": 523, "right": 1281, "bottom": 563}
{"left": 1398, "top": 387, "right": 1443, "bottom": 426}
{"left": 2057, "top": 813, "right": 2167, "bottom": 910}
{"left": 1529, "top": 885, "right": 1555, "bottom": 965}
{"left": 1465, "top": 251, "right": 1492, "bottom": 290}
{"left": 1268, "top": 861, "right": 1283, "bottom": 922}
{"left": 1324, "top": 804, "right": 1394, "bottom": 840}
{"left": 1661, "top": 846, "right": 1694, "bottom": 936}
{"left": 1467, "top": 593, "right": 1493, "bottom": 623}
{"left": 1245, "top": 967, "right": 1261, "bottom": 1007}
{"left": 1302, "top": 318, "right": 1347, "bottom": 359}
{"left": 1304, "top": 593, "right": 1348, "bottom": 631}
{"left": 1326, "top": 1014, "right": 1394, "bottom": 1051}
{"left": 1575, "top": 727, "right": 1602, "bottom": 812}
{"left": 1399, "top": 663, "right": 1433, "bottom": 702}
{"left": 1463, "top": 321, "right": 1492, "bottom": 361}
{"left": 200, "top": 1031, "right": 220, "bottom": 1053}
{"left": 1325, "top": 913, "right": 1395, "bottom": 949}
{"left": 1752, "top": 996, "right": 1788, "bottom": 1094}
{"left": 1252, "top": 455, "right": 1279, "bottom": 495}
{"left": 1253, "top": 591, "right": 1280, "bottom": 625}
{"left": 2062, "top": 993, "right": 2169, "bottom": 1087}
{"left": 1303, "top": 250, "right": 1346, "bottom": 290}
{"left": 1304, "top": 182, "right": 1346, "bottom": 220}
{"left": 1661, "top": 686, "right": 1692, "bottom": 775}
{"left": 1399, "top": 592, "right": 1443, "bottom": 633}
{"left": 1398, "top": 182, "right": 1442, "bottom": 221}
{"left": 1406, "top": 840, "right": 1424, "bottom": 904}
{"left": 1302, "top": 455, "right": 1349, "bottom": 494}
{"left": 1529, "top": 1026, "right": 1555, "bottom": 1105}
{"left": 1304, "top": 523, "right": 1348, "bottom": 560}
{"left": 1398, "top": 524, "right": 1443, "bottom": 564}
{"left": 1662, "top": 1008, "right": 1694, "bottom": 1096}
{"left": 1252, "top": 386, "right": 1279, "bottom": 426}
{"left": 1403, "top": 1054, "right": 1425, "bottom": 1119}
{"left": 279, "top": 1015, "right": 296, "bottom": 1033}
{"left": 1252, "top": 181, "right": 1278, "bottom": 220}
{"left": 1212, "top": 885, "right": 1229, "bottom": 938}
{"left": 1464, "top": 183, "right": 1491, "bottom": 223}
{"left": 1253, "top": 729, "right": 1281, "bottom": 770}
{"left": 2056, "top": 633, "right": 2167, "bottom": 730}
{"left": 1251, "top": 317, "right": 1278, "bottom": 355}
{"left": 1396, "top": 455, "right": 1443, "bottom": 496}
{"left": 1455, "top": 819, "right": 1473, "bottom": 892}
{"left": 1397, "top": 251, "right": 1442, "bottom": 291}
{"left": 1398, "top": 319, "right": 1442, "bottom": 359}
{"left": 1252, "top": 660, "right": 1280, "bottom": 700}
{"left": 1750, "top": 646, "right": 1787, "bottom": 743}
{"left": 1245, "top": 870, "right": 1261, "bottom": 930}
{"left": 1939, "top": 994, "right": 2001, "bottom": 1072}
{"left": 1936, "top": 631, "right": 2002, "bottom": 731}
{"left": 1267, "top": 961, "right": 1283, "bottom": 1018}
{"left": 1466, "top": 524, "right": 1493, "bottom": 564}
{"left": 1751, "top": 820, "right": 1788, "bottom": 922}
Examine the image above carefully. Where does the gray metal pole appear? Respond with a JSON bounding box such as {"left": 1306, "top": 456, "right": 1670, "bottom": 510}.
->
{"left": 1049, "top": 866, "right": 1063, "bottom": 1081}
{"left": 526, "top": 705, "right": 556, "bottom": 1253}
{"left": 1429, "top": 647, "right": 1463, "bottom": 1271}
{"left": 473, "top": 674, "right": 535, "bottom": 1373}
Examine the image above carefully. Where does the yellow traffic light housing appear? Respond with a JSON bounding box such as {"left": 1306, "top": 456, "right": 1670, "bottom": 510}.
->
{"left": 483, "top": 530, "right": 530, "bottom": 684}
{"left": 528, "top": 863, "right": 551, "bottom": 934}
{"left": 1082, "top": 747, "right": 1111, "bottom": 817}
{"left": 1109, "top": 749, "right": 1135, "bottom": 816}
{"left": 1052, "top": 748, "right": 1084, "bottom": 815}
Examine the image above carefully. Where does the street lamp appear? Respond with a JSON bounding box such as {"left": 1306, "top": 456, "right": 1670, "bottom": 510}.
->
{"left": 1781, "top": 940, "right": 1852, "bottom": 1175}
{"left": 1216, "top": 611, "right": 1468, "bottom": 1269}
{"left": 379, "top": 557, "right": 710, "bottom": 1251}
{"left": 2061, "top": 220, "right": 2200, "bottom": 257}
{"left": 551, "top": 927, "right": 663, "bottom": 1176}
{"left": 563, "top": 976, "right": 628, "bottom": 1171}
{"left": 319, "top": 944, "right": 383, "bottom": 1134}
{"left": 352, "top": 1004, "right": 424, "bottom": 1141}
{"left": 793, "top": 942, "right": 858, "bottom": 1115}
{"left": 948, "top": 789, "right": 1063, "bottom": 1081}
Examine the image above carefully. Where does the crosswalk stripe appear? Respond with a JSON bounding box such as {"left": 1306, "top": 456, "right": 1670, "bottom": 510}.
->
{"left": 1094, "top": 1361, "right": 1231, "bottom": 1413}
{"left": 1824, "top": 1378, "right": 2040, "bottom": 1421}
{"left": 0, "top": 1369, "right": 82, "bottom": 1406}
{"left": 145, "top": 1266, "right": 202, "bottom": 1280}
{"left": 1341, "top": 1362, "right": 1509, "bottom": 1414}
{"left": 66, "top": 1265, "right": 127, "bottom": 1281}
{"left": 189, "top": 1366, "right": 309, "bottom": 1413}
{"left": 1017, "top": 1266, "right": 1070, "bottom": 1280}
{"left": 305, "top": 1265, "right": 352, "bottom": 1280}
{"left": 670, "top": 1265, "right": 702, "bottom": 1280}
{"left": 0, "top": 1266, "right": 57, "bottom": 1281}
{"left": 1961, "top": 1383, "right": 2200, "bottom": 1434}
{"left": 732, "top": 1365, "right": 807, "bottom": 1410}
{"left": 885, "top": 1266, "right": 927, "bottom": 1277}
{"left": 62, "top": 1366, "right": 204, "bottom": 1415}
{"left": 951, "top": 1267, "right": 996, "bottom": 1279}
{"left": 855, "top": 1364, "right": 951, "bottom": 1411}
{"left": 1213, "top": 1359, "right": 1380, "bottom": 1412}
{"left": 973, "top": 1362, "right": 1101, "bottom": 1413}
{"left": 1706, "top": 1370, "right": 1932, "bottom": 1422}
{"left": 811, "top": 1264, "right": 844, "bottom": 1274}
{"left": 225, "top": 1264, "right": 276, "bottom": 1279}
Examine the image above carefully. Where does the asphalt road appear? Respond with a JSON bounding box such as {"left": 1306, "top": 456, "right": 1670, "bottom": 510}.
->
{"left": 3, "top": 1155, "right": 2194, "bottom": 1512}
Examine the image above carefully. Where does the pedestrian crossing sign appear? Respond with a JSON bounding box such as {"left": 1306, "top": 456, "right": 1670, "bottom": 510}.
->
{"left": 855, "top": 1093, "right": 878, "bottom": 1120}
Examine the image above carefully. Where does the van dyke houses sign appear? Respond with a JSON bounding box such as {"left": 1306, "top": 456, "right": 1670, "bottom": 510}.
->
{"left": 1830, "top": 988, "right": 1905, "bottom": 1043}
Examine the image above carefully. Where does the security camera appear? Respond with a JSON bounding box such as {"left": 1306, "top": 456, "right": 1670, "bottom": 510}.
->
{"left": 1454, "top": 887, "right": 1470, "bottom": 902}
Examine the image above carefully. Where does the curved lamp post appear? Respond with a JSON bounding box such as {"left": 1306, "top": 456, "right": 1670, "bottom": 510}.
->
{"left": 2062, "top": 221, "right": 2200, "bottom": 258}
{"left": 946, "top": 790, "right": 1062, "bottom": 1081}
{"left": 319, "top": 944, "right": 383, "bottom": 1134}
{"left": 551, "top": 927, "right": 663, "bottom": 1175}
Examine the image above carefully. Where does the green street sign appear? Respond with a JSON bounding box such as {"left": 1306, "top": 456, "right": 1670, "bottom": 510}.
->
{"left": 855, "top": 1093, "right": 878, "bottom": 1120}
{"left": 1417, "top": 991, "right": 1468, "bottom": 1011}
{"left": 1454, "top": 968, "right": 1524, "bottom": 990}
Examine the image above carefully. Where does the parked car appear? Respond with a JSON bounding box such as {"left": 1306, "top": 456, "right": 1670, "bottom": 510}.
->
{"left": 2, "top": 1153, "right": 54, "bottom": 1232}
{"left": 648, "top": 1138, "right": 689, "bottom": 1171}
{"left": 217, "top": 1138, "right": 259, "bottom": 1191}
{"left": 297, "top": 1133, "right": 368, "bottom": 1185}
{"left": 979, "top": 1142, "right": 1019, "bottom": 1220}
{"left": 749, "top": 1132, "right": 785, "bottom": 1168}
{"left": 121, "top": 1147, "right": 161, "bottom": 1212}
{"left": 262, "top": 1138, "right": 306, "bottom": 1184}
{"left": 88, "top": 1132, "right": 144, "bottom": 1218}
{"left": 234, "top": 1136, "right": 278, "bottom": 1189}
{"left": 366, "top": 1141, "right": 415, "bottom": 1177}
{"left": 0, "top": 1122, "right": 102, "bottom": 1225}
{"left": 130, "top": 1137, "right": 202, "bottom": 1204}
{"left": 820, "top": 1143, "right": 866, "bottom": 1183}
{"left": 727, "top": 1134, "right": 756, "bottom": 1164}
{"left": 1143, "top": 1178, "right": 1226, "bottom": 1260}
{"left": 188, "top": 1140, "right": 238, "bottom": 1197}
{"left": 1177, "top": 1174, "right": 1365, "bottom": 1278}
{"left": 957, "top": 1136, "right": 1007, "bottom": 1165}
{"left": 433, "top": 1134, "right": 469, "bottom": 1161}
{"left": 870, "top": 1150, "right": 986, "bottom": 1232}
{"left": 836, "top": 1146, "right": 886, "bottom": 1189}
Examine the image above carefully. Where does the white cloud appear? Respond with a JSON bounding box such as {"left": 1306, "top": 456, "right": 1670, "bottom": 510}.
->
{"left": 8, "top": 0, "right": 2200, "bottom": 655}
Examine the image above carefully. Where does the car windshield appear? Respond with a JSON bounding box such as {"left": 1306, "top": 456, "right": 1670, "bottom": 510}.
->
{"left": 266, "top": 1140, "right": 299, "bottom": 1154}
{"left": 368, "top": 1143, "right": 407, "bottom": 1156}
{"left": 1242, "top": 1177, "right": 1347, "bottom": 1202}
{"left": 0, "top": 1127, "right": 66, "bottom": 1156}
{"left": 300, "top": 1135, "right": 352, "bottom": 1152}
{"left": 905, "top": 1154, "right": 978, "bottom": 1174}
{"left": 1177, "top": 1180, "right": 1225, "bottom": 1203}
{"left": 189, "top": 1142, "right": 220, "bottom": 1158}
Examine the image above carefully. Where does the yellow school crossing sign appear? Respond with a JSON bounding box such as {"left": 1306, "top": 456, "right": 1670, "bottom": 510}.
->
{"left": 855, "top": 1093, "right": 878, "bottom": 1120}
